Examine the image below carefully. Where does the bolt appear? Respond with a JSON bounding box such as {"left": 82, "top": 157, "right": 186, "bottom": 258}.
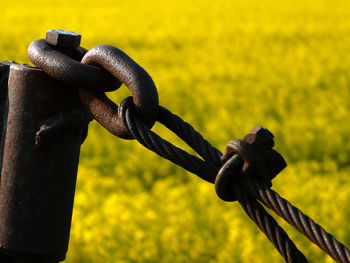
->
{"left": 243, "top": 126, "right": 274, "bottom": 153}
{"left": 45, "top": 29, "right": 81, "bottom": 50}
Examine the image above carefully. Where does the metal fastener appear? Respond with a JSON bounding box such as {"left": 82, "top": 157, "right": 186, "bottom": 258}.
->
{"left": 46, "top": 29, "right": 81, "bottom": 50}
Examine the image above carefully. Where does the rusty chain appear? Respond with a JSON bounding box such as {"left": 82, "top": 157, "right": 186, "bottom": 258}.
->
{"left": 28, "top": 30, "right": 350, "bottom": 263}
{"left": 29, "top": 39, "right": 159, "bottom": 139}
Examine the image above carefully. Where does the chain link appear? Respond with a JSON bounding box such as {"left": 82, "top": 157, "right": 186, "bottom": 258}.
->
{"left": 28, "top": 39, "right": 121, "bottom": 92}
{"left": 80, "top": 45, "right": 159, "bottom": 139}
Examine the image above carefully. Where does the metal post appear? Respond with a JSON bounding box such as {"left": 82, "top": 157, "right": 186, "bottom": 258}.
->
{"left": 0, "top": 63, "right": 89, "bottom": 262}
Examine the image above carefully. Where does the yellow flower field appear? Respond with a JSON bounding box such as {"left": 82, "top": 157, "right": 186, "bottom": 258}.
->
{"left": 1, "top": 0, "right": 350, "bottom": 262}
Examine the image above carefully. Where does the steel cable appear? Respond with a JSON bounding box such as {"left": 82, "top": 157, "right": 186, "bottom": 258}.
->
{"left": 234, "top": 182, "right": 308, "bottom": 263}
{"left": 119, "top": 98, "right": 219, "bottom": 182}
{"left": 241, "top": 178, "right": 350, "bottom": 262}
{"left": 119, "top": 98, "right": 306, "bottom": 262}
{"left": 117, "top": 97, "right": 350, "bottom": 263}
{"left": 156, "top": 105, "right": 350, "bottom": 262}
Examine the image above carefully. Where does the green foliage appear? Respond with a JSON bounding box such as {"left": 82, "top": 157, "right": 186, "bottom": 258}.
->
{"left": 1, "top": 0, "right": 350, "bottom": 262}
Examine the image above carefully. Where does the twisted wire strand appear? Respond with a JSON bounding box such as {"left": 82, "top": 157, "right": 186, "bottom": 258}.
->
{"left": 118, "top": 99, "right": 350, "bottom": 262}
{"left": 119, "top": 100, "right": 306, "bottom": 262}
{"left": 157, "top": 107, "right": 344, "bottom": 261}
{"left": 157, "top": 106, "right": 222, "bottom": 168}
{"left": 119, "top": 99, "right": 217, "bottom": 182}
{"left": 234, "top": 182, "right": 308, "bottom": 263}
{"left": 242, "top": 178, "right": 350, "bottom": 263}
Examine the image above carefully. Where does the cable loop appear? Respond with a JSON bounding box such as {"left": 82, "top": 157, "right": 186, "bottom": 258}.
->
{"left": 108, "top": 95, "right": 350, "bottom": 262}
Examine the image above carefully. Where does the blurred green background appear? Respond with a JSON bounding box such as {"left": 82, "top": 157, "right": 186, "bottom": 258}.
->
{"left": 1, "top": 0, "right": 350, "bottom": 262}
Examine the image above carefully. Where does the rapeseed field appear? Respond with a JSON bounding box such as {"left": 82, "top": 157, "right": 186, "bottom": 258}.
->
{"left": 1, "top": 0, "right": 350, "bottom": 262}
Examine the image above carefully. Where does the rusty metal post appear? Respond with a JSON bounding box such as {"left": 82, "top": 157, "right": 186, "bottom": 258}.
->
{"left": 0, "top": 63, "right": 89, "bottom": 262}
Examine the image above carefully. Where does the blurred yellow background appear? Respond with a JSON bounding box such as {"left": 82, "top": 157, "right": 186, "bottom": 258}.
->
{"left": 1, "top": 0, "right": 350, "bottom": 262}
